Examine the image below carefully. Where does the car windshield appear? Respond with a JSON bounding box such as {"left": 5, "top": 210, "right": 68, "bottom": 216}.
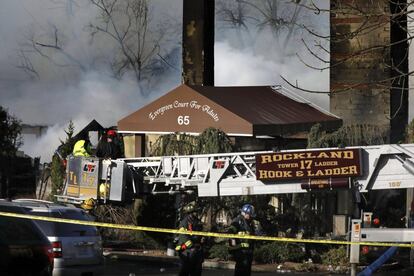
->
{"left": 31, "top": 209, "right": 99, "bottom": 237}
{"left": 0, "top": 206, "right": 48, "bottom": 245}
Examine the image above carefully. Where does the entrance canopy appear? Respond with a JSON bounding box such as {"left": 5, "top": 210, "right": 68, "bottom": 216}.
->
{"left": 118, "top": 84, "right": 342, "bottom": 137}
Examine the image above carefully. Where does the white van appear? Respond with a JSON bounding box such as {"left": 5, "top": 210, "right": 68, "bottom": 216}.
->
{"left": 13, "top": 199, "right": 103, "bottom": 276}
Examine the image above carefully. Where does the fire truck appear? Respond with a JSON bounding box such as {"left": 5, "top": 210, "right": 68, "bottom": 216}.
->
{"left": 58, "top": 143, "right": 414, "bottom": 204}
{"left": 57, "top": 143, "right": 414, "bottom": 273}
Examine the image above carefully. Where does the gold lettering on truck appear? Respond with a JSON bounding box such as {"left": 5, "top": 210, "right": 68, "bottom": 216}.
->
{"left": 256, "top": 149, "right": 361, "bottom": 181}
{"left": 259, "top": 150, "right": 355, "bottom": 164}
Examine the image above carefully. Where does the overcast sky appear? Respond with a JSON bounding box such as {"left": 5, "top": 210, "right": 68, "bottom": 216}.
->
{"left": 0, "top": 0, "right": 331, "bottom": 162}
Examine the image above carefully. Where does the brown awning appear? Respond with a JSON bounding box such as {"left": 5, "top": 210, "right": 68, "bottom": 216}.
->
{"left": 118, "top": 84, "right": 342, "bottom": 137}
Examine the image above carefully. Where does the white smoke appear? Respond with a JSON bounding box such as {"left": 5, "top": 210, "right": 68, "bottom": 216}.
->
{"left": 214, "top": 0, "right": 330, "bottom": 109}
{"left": 6, "top": 69, "right": 180, "bottom": 163}
{"left": 20, "top": 123, "right": 76, "bottom": 163}
{"left": 1, "top": 0, "right": 332, "bottom": 163}
{"left": 215, "top": 41, "right": 329, "bottom": 109}
{"left": 0, "top": 0, "right": 182, "bottom": 163}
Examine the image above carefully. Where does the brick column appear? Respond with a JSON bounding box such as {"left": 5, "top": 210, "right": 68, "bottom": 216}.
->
{"left": 330, "top": 0, "right": 408, "bottom": 142}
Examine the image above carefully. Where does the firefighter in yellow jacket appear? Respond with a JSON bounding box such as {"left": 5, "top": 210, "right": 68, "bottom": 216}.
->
{"left": 73, "top": 138, "right": 92, "bottom": 157}
{"left": 175, "top": 201, "right": 204, "bottom": 276}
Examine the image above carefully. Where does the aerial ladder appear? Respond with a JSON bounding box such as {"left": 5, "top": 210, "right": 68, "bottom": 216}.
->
{"left": 57, "top": 143, "right": 414, "bottom": 272}
{"left": 58, "top": 143, "right": 414, "bottom": 203}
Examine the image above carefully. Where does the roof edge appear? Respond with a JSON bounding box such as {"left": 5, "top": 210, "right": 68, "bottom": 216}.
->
{"left": 253, "top": 118, "right": 343, "bottom": 137}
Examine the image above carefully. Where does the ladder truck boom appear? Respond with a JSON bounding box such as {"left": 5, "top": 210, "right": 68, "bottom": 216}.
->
{"left": 57, "top": 144, "right": 414, "bottom": 204}
{"left": 57, "top": 144, "right": 414, "bottom": 271}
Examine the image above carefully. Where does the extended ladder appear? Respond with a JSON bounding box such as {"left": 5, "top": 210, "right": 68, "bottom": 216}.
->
{"left": 58, "top": 144, "right": 414, "bottom": 203}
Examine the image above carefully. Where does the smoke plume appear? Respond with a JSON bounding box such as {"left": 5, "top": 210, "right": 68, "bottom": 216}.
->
{"left": 1, "top": 0, "right": 332, "bottom": 162}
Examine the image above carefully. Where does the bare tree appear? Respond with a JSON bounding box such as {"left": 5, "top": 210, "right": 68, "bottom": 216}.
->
{"left": 283, "top": 0, "right": 410, "bottom": 95}
{"left": 88, "top": 0, "right": 172, "bottom": 95}
{"left": 217, "top": 0, "right": 250, "bottom": 29}
{"left": 216, "top": 0, "right": 308, "bottom": 53}
{"left": 16, "top": 50, "right": 39, "bottom": 80}
{"left": 279, "top": 0, "right": 410, "bottom": 143}
{"left": 16, "top": 18, "right": 90, "bottom": 80}
{"left": 29, "top": 24, "right": 88, "bottom": 72}
{"left": 17, "top": 0, "right": 179, "bottom": 96}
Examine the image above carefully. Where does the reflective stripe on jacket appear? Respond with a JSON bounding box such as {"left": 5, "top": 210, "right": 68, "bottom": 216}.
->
{"left": 175, "top": 215, "right": 202, "bottom": 252}
{"left": 175, "top": 240, "right": 193, "bottom": 251}
{"left": 228, "top": 215, "right": 256, "bottom": 250}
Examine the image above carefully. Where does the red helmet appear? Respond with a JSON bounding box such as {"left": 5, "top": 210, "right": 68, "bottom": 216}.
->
{"left": 107, "top": 129, "right": 116, "bottom": 137}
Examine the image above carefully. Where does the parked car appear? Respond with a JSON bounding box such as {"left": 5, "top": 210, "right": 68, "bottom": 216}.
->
{"left": 0, "top": 200, "right": 54, "bottom": 276}
{"left": 13, "top": 199, "right": 104, "bottom": 276}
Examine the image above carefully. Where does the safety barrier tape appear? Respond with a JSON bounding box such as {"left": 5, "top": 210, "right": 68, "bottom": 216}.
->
{"left": 1, "top": 211, "right": 414, "bottom": 248}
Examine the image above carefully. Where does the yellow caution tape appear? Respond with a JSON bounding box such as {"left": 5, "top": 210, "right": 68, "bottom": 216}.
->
{"left": 1, "top": 211, "right": 413, "bottom": 248}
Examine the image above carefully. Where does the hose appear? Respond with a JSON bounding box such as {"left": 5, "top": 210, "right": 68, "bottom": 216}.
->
{"left": 357, "top": 246, "right": 398, "bottom": 276}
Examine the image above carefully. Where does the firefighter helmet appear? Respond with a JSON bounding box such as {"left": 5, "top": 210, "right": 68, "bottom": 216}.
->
{"left": 81, "top": 198, "right": 96, "bottom": 210}
{"left": 241, "top": 204, "right": 255, "bottom": 217}
{"left": 107, "top": 129, "right": 116, "bottom": 137}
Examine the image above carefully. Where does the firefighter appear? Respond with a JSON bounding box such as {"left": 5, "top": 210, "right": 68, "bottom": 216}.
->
{"left": 73, "top": 136, "right": 92, "bottom": 157}
{"left": 175, "top": 201, "right": 204, "bottom": 276}
{"left": 228, "top": 204, "right": 262, "bottom": 276}
{"left": 96, "top": 129, "right": 121, "bottom": 159}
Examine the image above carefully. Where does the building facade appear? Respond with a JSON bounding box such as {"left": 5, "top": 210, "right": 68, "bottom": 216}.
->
{"left": 330, "top": 0, "right": 408, "bottom": 143}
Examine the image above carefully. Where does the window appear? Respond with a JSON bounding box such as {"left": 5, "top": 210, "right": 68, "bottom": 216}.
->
{"left": 0, "top": 206, "right": 47, "bottom": 245}
{"left": 30, "top": 209, "right": 99, "bottom": 237}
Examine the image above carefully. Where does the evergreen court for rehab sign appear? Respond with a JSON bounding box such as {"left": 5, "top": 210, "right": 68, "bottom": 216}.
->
{"left": 255, "top": 149, "right": 363, "bottom": 181}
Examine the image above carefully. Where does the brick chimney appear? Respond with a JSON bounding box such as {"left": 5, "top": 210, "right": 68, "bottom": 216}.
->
{"left": 182, "top": 0, "right": 215, "bottom": 86}
{"left": 330, "top": 0, "right": 408, "bottom": 142}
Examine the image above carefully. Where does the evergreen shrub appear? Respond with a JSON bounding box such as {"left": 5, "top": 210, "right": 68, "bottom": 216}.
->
{"left": 208, "top": 243, "right": 231, "bottom": 261}
{"left": 254, "top": 242, "right": 306, "bottom": 263}
{"left": 320, "top": 246, "right": 348, "bottom": 267}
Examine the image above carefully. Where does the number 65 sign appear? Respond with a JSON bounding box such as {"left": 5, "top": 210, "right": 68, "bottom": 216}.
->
{"left": 177, "top": 115, "right": 190, "bottom": 125}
